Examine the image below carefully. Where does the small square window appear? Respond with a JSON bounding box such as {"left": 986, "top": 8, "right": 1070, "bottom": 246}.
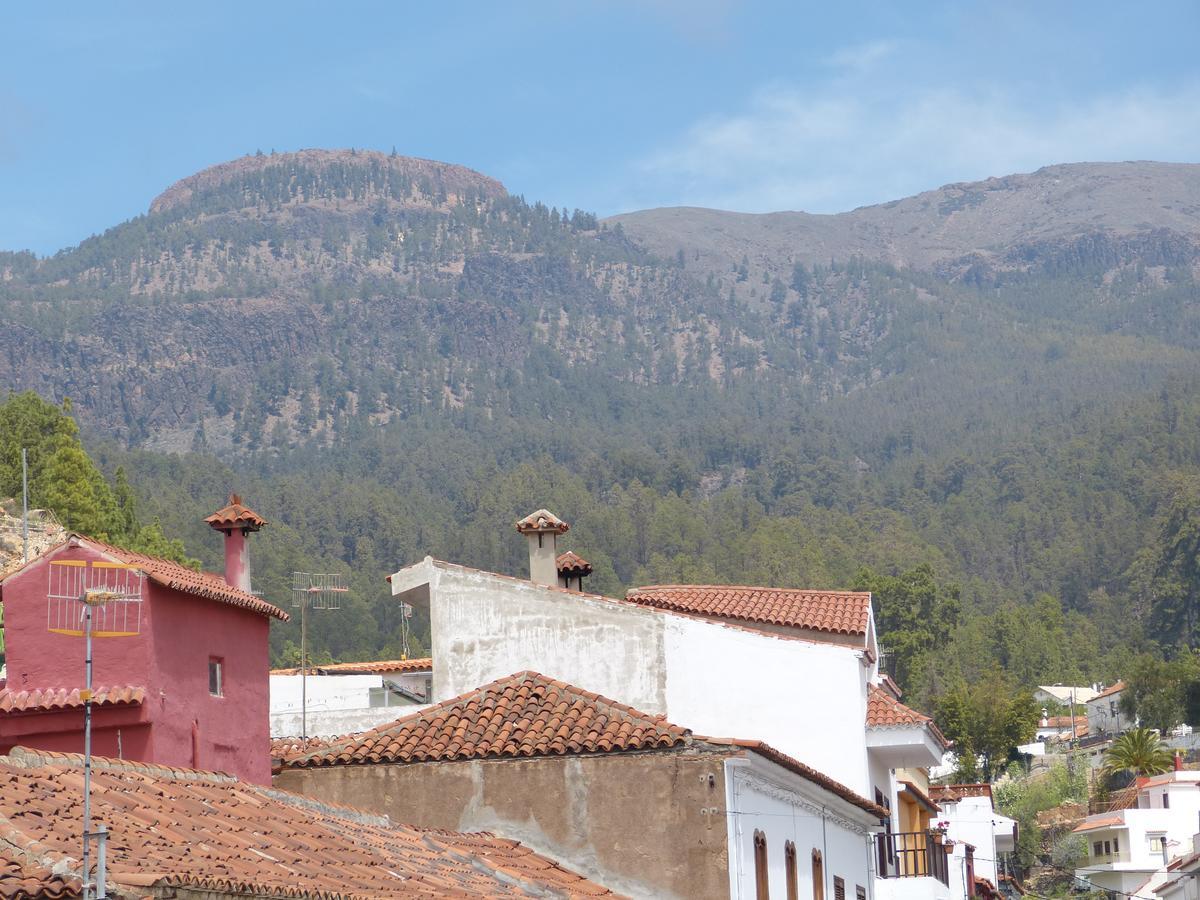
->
{"left": 208, "top": 658, "right": 223, "bottom": 696}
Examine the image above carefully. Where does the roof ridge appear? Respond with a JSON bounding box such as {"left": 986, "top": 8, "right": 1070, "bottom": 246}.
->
{"left": 630, "top": 584, "right": 871, "bottom": 596}
{"left": 3, "top": 746, "right": 239, "bottom": 783}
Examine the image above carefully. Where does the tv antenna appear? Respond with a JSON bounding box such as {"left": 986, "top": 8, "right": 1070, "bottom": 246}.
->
{"left": 47, "top": 557, "right": 144, "bottom": 900}
{"left": 291, "top": 572, "right": 348, "bottom": 737}
{"left": 399, "top": 600, "right": 414, "bottom": 660}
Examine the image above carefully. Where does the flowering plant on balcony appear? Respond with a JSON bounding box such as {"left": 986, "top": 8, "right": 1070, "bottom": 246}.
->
{"left": 932, "top": 820, "right": 950, "bottom": 835}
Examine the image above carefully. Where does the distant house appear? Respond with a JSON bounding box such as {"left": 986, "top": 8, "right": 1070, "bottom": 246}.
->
{"left": 269, "top": 657, "right": 432, "bottom": 737}
{"left": 0, "top": 744, "right": 614, "bottom": 898}
{"left": 1035, "top": 684, "right": 1100, "bottom": 708}
{"left": 1036, "top": 715, "right": 1088, "bottom": 743}
{"left": 1073, "top": 768, "right": 1200, "bottom": 894}
{"left": 276, "top": 670, "right": 887, "bottom": 900}
{"left": 0, "top": 496, "right": 287, "bottom": 784}
{"left": 1087, "top": 682, "right": 1128, "bottom": 737}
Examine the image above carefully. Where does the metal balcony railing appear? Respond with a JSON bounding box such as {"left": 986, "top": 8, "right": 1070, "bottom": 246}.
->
{"left": 877, "top": 831, "right": 950, "bottom": 886}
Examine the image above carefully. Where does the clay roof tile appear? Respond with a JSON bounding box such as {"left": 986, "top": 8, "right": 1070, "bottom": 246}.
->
{"left": 624, "top": 584, "right": 871, "bottom": 635}
{"left": 282, "top": 671, "right": 691, "bottom": 769}
{"left": 514, "top": 510, "right": 569, "bottom": 535}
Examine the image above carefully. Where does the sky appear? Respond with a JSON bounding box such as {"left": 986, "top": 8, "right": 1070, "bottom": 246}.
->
{"left": 2, "top": 1, "right": 1199, "bottom": 255}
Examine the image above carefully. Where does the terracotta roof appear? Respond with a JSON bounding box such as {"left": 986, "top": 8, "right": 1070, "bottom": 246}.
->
{"left": 556, "top": 551, "right": 593, "bottom": 576}
{"left": 0, "top": 847, "right": 79, "bottom": 899}
{"left": 624, "top": 584, "right": 871, "bottom": 636}
{"left": 1073, "top": 813, "right": 1127, "bottom": 833}
{"left": 203, "top": 493, "right": 267, "bottom": 531}
{"left": 0, "top": 685, "right": 144, "bottom": 716}
{"left": 930, "top": 783, "right": 993, "bottom": 803}
{"left": 271, "top": 658, "right": 432, "bottom": 676}
{"left": 1040, "top": 716, "right": 1086, "bottom": 728}
{"left": 282, "top": 671, "right": 690, "bottom": 768}
{"left": 8, "top": 535, "right": 289, "bottom": 622}
{"left": 705, "top": 738, "right": 888, "bottom": 819}
{"left": 514, "top": 509, "right": 569, "bottom": 534}
{"left": 1093, "top": 681, "right": 1125, "bottom": 701}
{"left": 867, "top": 685, "right": 950, "bottom": 748}
{"left": 0, "top": 746, "right": 616, "bottom": 898}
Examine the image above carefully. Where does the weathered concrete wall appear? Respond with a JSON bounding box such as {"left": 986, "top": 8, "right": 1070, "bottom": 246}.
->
{"left": 276, "top": 748, "right": 732, "bottom": 899}
{"left": 429, "top": 565, "right": 669, "bottom": 714}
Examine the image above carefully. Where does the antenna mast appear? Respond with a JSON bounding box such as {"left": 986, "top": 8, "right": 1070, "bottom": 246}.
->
{"left": 47, "top": 558, "right": 144, "bottom": 900}
{"left": 291, "top": 572, "right": 348, "bottom": 738}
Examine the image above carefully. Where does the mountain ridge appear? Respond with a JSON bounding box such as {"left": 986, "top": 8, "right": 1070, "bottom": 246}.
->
{"left": 609, "top": 160, "right": 1200, "bottom": 278}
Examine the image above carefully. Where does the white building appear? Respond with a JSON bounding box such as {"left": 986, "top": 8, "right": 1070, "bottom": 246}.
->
{"left": 929, "top": 784, "right": 1019, "bottom": 900}
{"left": 1035, "top": 685, "right": 1100, "bottom": 708}
{"left": 1087, "top": 682, "right": 1128, "bottom": 737}
{"left": 269, "top": 658, "right": 431, "bottom": 737}
{"left": 1073, "top": 769, "right": 1200, "bottom": 894}
{"left": 1154, "top": 833, "right": 1200, "bottom": 900}
{"left": 386, "top": 509, "right": 954, "bottom": 900}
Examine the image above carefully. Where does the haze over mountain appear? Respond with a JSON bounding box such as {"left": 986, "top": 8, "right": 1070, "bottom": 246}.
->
{"left": 3, "top": 149, "right": 1200, "bottom": 678}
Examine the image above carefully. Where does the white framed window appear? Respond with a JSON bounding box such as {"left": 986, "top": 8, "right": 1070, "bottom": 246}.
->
{"left": 208, "top": 657, "right": 223, "bottom": 696}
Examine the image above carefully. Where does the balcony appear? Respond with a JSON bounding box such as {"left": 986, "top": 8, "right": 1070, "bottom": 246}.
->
{"left": 877, "top": 831, "right": 950, "bottom": 886}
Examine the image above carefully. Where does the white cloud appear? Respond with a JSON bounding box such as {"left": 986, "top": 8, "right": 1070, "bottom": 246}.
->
{"left": 824, "top": 39, "right": 899, "bottom": 73}
{"left": 629, "top": 80, "right": 1200, "bottom": 214}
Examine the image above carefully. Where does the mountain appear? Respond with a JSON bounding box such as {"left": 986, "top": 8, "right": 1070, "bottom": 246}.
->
{"left": 610, "top": 161, "right": 1200, "bottom": 279}
{"left": 3, "top": 150, "right": 1200, "bottom": 681}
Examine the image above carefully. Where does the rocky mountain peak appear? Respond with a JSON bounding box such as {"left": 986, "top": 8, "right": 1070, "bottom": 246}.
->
{"left": 148, "top": 148, "right": 507, "bottom": 216}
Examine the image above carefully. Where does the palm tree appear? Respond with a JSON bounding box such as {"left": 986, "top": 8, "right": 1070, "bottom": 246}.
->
{"left": 1102, "top": 728, "right": 1175, "bottom": 777}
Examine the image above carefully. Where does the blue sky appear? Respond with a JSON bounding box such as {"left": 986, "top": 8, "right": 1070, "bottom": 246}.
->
{"left": 2, "top": 1, "right": 1198, "bottom": 255}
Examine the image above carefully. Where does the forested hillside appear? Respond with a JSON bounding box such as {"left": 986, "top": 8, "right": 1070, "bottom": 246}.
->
{"left": 3, "top": 150, "right": 1200, "bottom": 716}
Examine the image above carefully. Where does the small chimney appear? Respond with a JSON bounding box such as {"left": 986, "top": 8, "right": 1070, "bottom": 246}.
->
{"left": 1175, "top": 752, "right": 1184, "bottom": 772}
{"left": 556, "top": 551, "right": 593, "bottom": 592}
{"left": 514, "top": 509, "right": 569, "bottom": 586}
{"left": 204, "top": 493, "right": 267, "bottom": 592}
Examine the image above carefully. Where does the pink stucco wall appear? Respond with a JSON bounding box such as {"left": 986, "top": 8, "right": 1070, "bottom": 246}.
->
{"left": 0, "top": 542, "right": 272, "bottom": 784}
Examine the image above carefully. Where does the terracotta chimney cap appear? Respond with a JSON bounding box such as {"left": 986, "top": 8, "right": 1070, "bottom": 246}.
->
{"left": 556, "top": 550, "right": 593, "bottom": 577}
{"left": 205, "top": 493, "right": 267, "bottom": 532}
{"left": 515, "top": 509, "right": 569, "bottom": 535}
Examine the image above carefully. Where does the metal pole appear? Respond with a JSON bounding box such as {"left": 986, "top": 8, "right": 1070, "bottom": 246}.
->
{"left": 95, "top": 823, "right": 107, "bottom": 899}
{"left": 21, "top": 448, "right": 29, "bottom": 563}
{"left": 81, "top": 597, "right": 93, "bottom": 900}
{"left": 300, "top": 596, "right": 307, "bottom": 739}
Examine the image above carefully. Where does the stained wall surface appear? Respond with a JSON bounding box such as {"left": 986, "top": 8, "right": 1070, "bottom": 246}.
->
{"left": 276, "top": 748, "right": 733, "bottom": 900}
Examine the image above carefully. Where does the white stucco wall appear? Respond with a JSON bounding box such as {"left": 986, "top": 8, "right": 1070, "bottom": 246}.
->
{"left": 665, "top": 614, "right": 871, "bottom": 793}
{"left": 936, "top": 795, "right": 1015, "bottom": 899}
{"left": 269, "top": 673, "right": 428, "bottom": 738}
{"left": 725, "top": 755, "right": 877, "bottom": 900}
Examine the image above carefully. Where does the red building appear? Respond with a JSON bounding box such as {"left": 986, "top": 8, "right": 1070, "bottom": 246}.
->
{"left": 0, "top": 496, "right": 287, "bottom": 784}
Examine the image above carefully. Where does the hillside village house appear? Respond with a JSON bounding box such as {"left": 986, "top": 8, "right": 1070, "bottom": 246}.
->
{"left": 1072, "top": 767, "right": 1200, "bottom": 894}
{"left": 269, "top": 657, "right": 432, "bottom": 737}
{"left": 1087, "top": 682, "right": 1128, "bottom": 737}
{"left": 276, "top": 670, "right": 888, "bottom": 899}
{"left": 378, "top": 509, "right": 958, "bottom": 900}
{"left": 0, "top": 496, "right": 285, "bottom": 783}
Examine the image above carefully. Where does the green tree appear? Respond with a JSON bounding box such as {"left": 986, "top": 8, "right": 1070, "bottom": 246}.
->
{"left": 854, "top": 564, "right": 960, "bottom": 692}
{"left": 1102, "top": 728, "right": 1174, "bottom": 777}
{"left": 936, "top": 669, "right": 1039, "bottom": 781}
{"left": 1119, "top": 652, "right": 1200, "bottom": 733}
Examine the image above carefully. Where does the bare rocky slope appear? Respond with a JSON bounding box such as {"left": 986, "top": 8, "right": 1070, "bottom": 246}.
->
{"left": 609, "top": 161, "right": 1200, "bottom": 280}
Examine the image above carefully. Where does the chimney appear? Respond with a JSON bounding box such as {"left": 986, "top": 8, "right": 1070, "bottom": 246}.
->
{"left": 514, "top": 509, "right": 569, "bottom": 586}
{"left": 556, "top": 551, "right": 593, "bottom": 592}
{"left": 204, "top": 493, "right": 267, "bottom": 592}
{"left": 1176, "top": 752, "right": 1184, "bottom": 772}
